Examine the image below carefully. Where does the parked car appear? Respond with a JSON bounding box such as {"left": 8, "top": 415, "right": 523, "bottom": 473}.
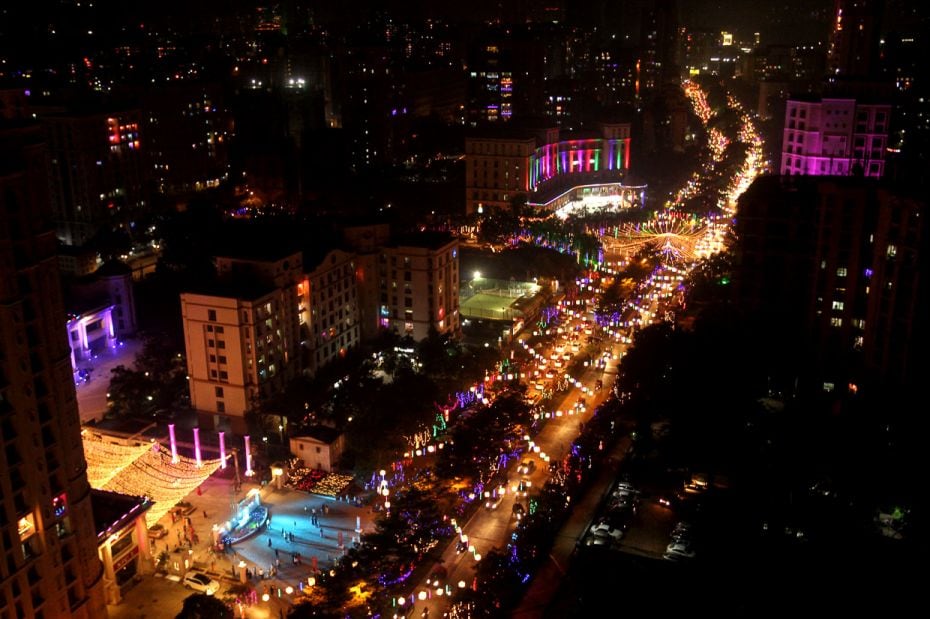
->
{"left": 182, "top": 570, "right": 220, "bottom": 595}
{"left": 147, "top": 524, "right": 168, "bottom": 540}
{"left": 589, "top": 519, "right": 624, "bottom": 541}
{"left": 172, "top": 502, "right": 196, "bottom": 517}
{"left": 585, "top": 531, "right": 611, "bottom": 547}
{"left": 664, "top": 542, "right": 696, "bottom": 560}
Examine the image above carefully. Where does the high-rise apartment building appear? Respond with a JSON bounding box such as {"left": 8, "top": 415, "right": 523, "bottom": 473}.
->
{"left": 807, "top": 181, "right": 922, "bottom": 389}
{"left": 735, "top": 175, "right": 923, "bottom": 394}
{"left": 302, "top": 248, "right": 361, "bottom": 374}
{"left": 181, "top": 249, "right": 304, "bottom": 433}
{"left": 39, "top": 107, "right": 150, "bottom": 247}
{"left": 377, "top": 233, "right": 460, "bottom": 342}
{"left": 181, "top": 242, "right": 360, "bottom": 432}
{"left": 826, "top": 0, "right": 883, "bottom": 79}
{"left": 781, "top": 97, "right": 891, "bottom": 178}
{"left": 0, "top": 90, "right": 107, "bottom": 618}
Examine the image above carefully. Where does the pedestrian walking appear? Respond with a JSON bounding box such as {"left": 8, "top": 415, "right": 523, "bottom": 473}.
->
{"left": 274, "top": 548, "right": 279, "bottom": 558}
{"left": 320, "top": 526, "right": 324, "bottom": 537}
{"left": 203, "top": 509, "right": 208, "bottom": 518}
{"left": 268, "top": 537, "right": 272, "bottom": 547}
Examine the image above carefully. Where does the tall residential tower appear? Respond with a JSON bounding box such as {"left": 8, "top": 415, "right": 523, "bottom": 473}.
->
{"left": 0, "top": 90, "right": 107, "bottom": 618}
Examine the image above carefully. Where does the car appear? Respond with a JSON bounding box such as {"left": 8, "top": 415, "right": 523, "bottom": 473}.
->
{"left": 584, "top": 531, "right": 611, "bottom": 547}
{"left": 484, "top": 491, "right": 504, "bottom": 510}
{"left": 517, "top": 460, "right": 536, "bottom": 475}
{"left": 182, "top": 570, "right": 220, "bottom": 595}
{"left": 589, "top": 519, "right": 624, "bottom": 541}
{"left": 426, "top": 566, "right": 447, "bottom": 588}
{"left": 147, "top": 524, "right": 168, "bottom": 540}
{"left": 664, "top": 542, "right": 696, "bottom": 560}
{"left": 614, "top": 481, "right": 637, "bottom": 494}
{"left": 512, "top": 503, "right": 526, "bottom": 520}
{"left": 172, "top": 502, "right": 196, "bottom": 517}
{"left": 513, "top": 478, "right": 532, "bottom": 497}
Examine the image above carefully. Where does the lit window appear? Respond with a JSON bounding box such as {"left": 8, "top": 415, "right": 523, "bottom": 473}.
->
{"left": 830, "top": 317, "right": 843, "bottom": 327}
{"left": 836, "top": 267, "right": 847, "bottom": 277}
{"left": 886, "top": 244, "right": 897, "bottom": 257}
{"left": 831, "top": 301, "right": 844, "bottom": 311}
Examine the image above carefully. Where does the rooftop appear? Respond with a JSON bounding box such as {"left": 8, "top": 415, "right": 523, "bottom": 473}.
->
{"left": 91, "top": 489, "right": 151, "bottom": 540}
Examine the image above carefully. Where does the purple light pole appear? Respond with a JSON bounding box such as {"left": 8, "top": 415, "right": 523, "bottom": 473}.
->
{"left": 193, "top": 428, "right": 202, "bottom": 467}
{"left": 168, "top": 424, "right": 178, "bottom": 463}
{"left": 219, "top": 431, "right": 226, "bottom": 469}
{"left": 244, "top": 435, "right": 253, "bottom": 476}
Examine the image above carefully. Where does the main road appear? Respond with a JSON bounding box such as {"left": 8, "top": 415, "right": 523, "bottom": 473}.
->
{"left": 408, "top": 298, "right": 629, "bottom": 618}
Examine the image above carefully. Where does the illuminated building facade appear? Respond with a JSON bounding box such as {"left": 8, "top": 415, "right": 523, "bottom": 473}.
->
{"left": 466, "top": 42, "right": 514, "bottom": 126}
{"left": 0, "top": 89, "right": 108, "bottom": 618}
{"left": 378, "top": 234, "right": 460, "bottom": 342}
{"left": 781, "top": 97, "right": 890, "bottom": 178}
{"left": 465, "top": 123, "right": 632, "bottom": 215}
{"left": 181, "top": 247, "right": 359, "bottom": 432}
{"left": 181, "top": 250, "right": 304, "bottom": 433}
{"left": 65, "top": 261, "right": 138, "bottom": 372}
{"left": 40, "top": 108, "right": 149, "bottom": 247}
{"left": 302, "top": 249, "right": 360, "bottom": 375}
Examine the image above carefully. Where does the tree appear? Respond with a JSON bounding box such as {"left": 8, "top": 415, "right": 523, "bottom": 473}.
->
{"left": 106, "top": 333, "right": 189, "bottom": 418}
{"left": 175, "top": 594, "right": 233, "bottom": 619}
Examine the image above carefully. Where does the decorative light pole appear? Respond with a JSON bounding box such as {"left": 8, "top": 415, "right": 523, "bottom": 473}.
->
{"left": 193, "top": 428, "right": 202, "bottom": 467}
{"left": 168, "top": 424, "right": 178, "bottom": 463}
{"left": 244, "top": 435, "right": 253, "bottom": 477}
{"left": 219, "top": 431, "right": 227, "bottom": 469}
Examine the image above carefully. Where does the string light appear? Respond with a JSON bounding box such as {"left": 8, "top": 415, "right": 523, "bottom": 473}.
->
{"left": 82, "top": 438, "right": 152, "bottom": 488}
{"left": 83, "top": 436, "right": 223, "bottom": 528}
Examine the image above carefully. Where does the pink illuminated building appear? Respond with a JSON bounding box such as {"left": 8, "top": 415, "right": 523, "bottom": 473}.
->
{"left": 780, "top": 97, "right": 890, "bottom": 178}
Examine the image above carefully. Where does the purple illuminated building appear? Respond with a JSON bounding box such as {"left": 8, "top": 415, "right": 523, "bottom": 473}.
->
{"left": 780, "top": 97, "right": 891, "bottom": 178}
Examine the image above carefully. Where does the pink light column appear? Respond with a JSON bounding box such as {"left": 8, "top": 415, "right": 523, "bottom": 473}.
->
{"left": 219, "top": 431, "right": 226, "bottom": 469}
{"left": 168, "top": 423, "right": 178, "bottom": 463}
{"left": 193, "top": 428, "right": 202, "bottom": 467}
{"left": 244, "top": 435, "right": 253, "bottom": 476}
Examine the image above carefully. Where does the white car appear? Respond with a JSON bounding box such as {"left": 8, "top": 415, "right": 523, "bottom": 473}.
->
{"left": 589, "top": 520, "right": 624, "bottom": 541}
{"left": 182, "top": 570, "right": 220, "bottom": 595}
{"left": 664, "top": 542, "right": 696, "bottom": 560}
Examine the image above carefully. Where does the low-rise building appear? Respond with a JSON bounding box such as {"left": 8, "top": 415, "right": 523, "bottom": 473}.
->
{"left": 289, "top": 426, "right": 345, "bottom": 472}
